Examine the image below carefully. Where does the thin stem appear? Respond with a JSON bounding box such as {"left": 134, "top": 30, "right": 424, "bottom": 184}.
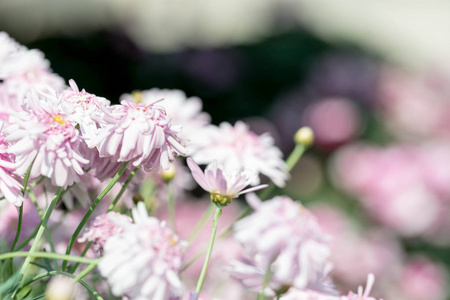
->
{"left": 62, "top": 161, "right": 129, "bottom": 271}
{"left": 285, "top": 143, "right": 306, "bottom": 173}
{"left": 73, "top": 260, "right": 99, "bottom": 282}
{"left": 107, "top": 166, "right": 139, "bottom": 212}
{"left": 29, "top": 188, "right": 44, "bottom": 218}
{"left": 18, "top": 187, "right": 65, "bottom": 286}
{"left": 258, "top": 265, "right": 272, "bottom": 300}
{"left": 186, "top": 203, "right": 214, "bottom": 245}
{"left": 9, "top": 205, "right": 23, "bottom": 275}
{"left": 167, "top": 181, "right": 176, "bottom": 232}
{"left": 68, "top": 241, "right": 92, "bottom": 274}
{"left": 22, "top": 270, "right": 104, "bottom": 300}
{"left": 0, "top": 251, "right": 98, "bottom": 265}
{"left": 9, "top": 163, "right": 35, "bottom": 274}
{"left": 194, "top": 206, "right": 222, "bottom": 298}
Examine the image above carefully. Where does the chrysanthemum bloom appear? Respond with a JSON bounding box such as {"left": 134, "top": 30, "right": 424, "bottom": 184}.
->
{"left": 0, "top": 123, "right": 26, "bottom": 206}
{"left": 121, "top": 89, "right": 211, "bottom": 142}
{"left": 232, "top": 194, "right": 331, "bottom": 290}
{"left": 4, "top": 89, "right": 88, "bottom": 188}
{"left": 186, "top": 157, "right": 267, "bottom": 207}
{"left": 189, "top": 121, "right": 288, "bottom": 187}
{"left": 99, "top": 202, "right": 185, "bottom": 300}
{"left": 61, "top": 79, "right": 110, "bottom": 145}
{"left": 78, "top": 211, "right": 132, "bottom": 255}
{"left": 0, "top": 34, "right": 64, "bottom": 110}
{"left": 93, "top": 99, "right": 186, "bottom": 172}
{"left": 340, "top": 274, "right": 379, "bottom": 300}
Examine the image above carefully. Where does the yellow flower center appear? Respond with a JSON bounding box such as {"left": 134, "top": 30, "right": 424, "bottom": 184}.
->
{"left": 53, "top": 114, "right": 65, "bottom": 124}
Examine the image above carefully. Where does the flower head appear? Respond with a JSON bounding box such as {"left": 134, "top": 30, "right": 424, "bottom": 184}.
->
{"left": 4, "top": 89, "right": 88, "bottom": 188}
{"left": 186, "top": 157, "right": 267, "bottom": 206}
{"left": 99, "top": 202, "right": 185, "bottom": 300}
{"left": 93, "top": 99, "right": 186, "bottom": 172}
{"left": 231, "top": 195, "right": 331, "bottom": 290}
{"left": 189, "top": 121, "right": 288, "bottom": 187}
{"left": 61, "top": 79, "right": 110, "bottom": 144}
{"left": 78, "top": 211, "right": 133, "bottom": 255}
{"left": 121, "top": 88, "right": 211, "bottom": 143}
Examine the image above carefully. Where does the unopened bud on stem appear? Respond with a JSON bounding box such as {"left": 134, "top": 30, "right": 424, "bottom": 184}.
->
{"left": 294, "top": 127, "right": 314, "bottom": 147}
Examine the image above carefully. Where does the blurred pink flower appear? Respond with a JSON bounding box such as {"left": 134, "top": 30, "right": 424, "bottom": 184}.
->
{"left": 93, "top": 99, "right": 185, "bottom": 172}
{"left": 187, "top": 157, "right": 267, "bottom": 206}
{"left": 303, "top": 97, "right": 361, "bottom": 149}
{"left": 189, "top": 121, "right": 288, "bottom": 187}
{"left": 232, "top": 194, "right": 331, "bottom": 291}
{"left": 121, "top": 89, "right": 211, "bottom": 143}
{"left": 99, "top": 202, "right": 185, "bottom": 300}
{"left": 5, "top": 89, "right": 88, "bottom": 189}
{"left": 378, "top": 68, "right": 450, "bottom": 140}
{"left": 331, "top": 143, "right": 447, "bottom": 237}
{"left": 0, "top": 33, "right": 64, "bottom": 110}
{"left": 388, "top": 257, "right": 447, "bottom": 300}
{"left": 78, "top": 211, "right": 132, "bottom": 255}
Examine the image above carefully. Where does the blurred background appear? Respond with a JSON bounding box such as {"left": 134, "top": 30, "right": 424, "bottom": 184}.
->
{"left": 2, "top": 0, "right": 450, "bottom": 299}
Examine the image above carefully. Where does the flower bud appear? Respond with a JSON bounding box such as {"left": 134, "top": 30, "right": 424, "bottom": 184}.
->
{"left": 45, "top": 276, "right": 74, "bottom": 300}
{"left": 294, "top": 127, "right": 314, "bottom": 147}
{"left": 161, "top": 164, "right": 176, "bottom": 182}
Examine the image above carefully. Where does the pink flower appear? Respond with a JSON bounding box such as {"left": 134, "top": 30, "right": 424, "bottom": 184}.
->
{"left": 99, "top": 202, "right": 185, "bottom": 300}
{"left": 78, "top": 211, "right": 133, "bottom": 255}
{"left": 121, "top": 89, "right": 211, "bottom": 143}
{"left": 340, "top": 274, "right": 379, "bottom": 300}
{"left": 5, "top": 89, "right": 88, "bottom": 188}
{"left": 231, "top": 195, "right": 331, "bottom": 291}
{"left": 0, "top": 122, "right": 26, "bottom": 206}
{"left": 61, "top": 79, "right": 110, "bottom": 144}
{"left": 93, "top": 99, "right": 186, "bottom": 172}
{"left": 186, "top": 157, "right": 267, "bottom": 206}
{"left": 189, "top": 121, "right": 288, "bottom": 187}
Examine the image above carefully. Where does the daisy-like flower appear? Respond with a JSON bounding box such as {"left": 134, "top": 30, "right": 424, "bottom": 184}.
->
{"left": 98, "top": 202, "right": 185, "bottom": 300}
{"left": 61, "top": 79, "right": 110, "bottom": 144}
{"left": 93, "top": 99, "right": 186, "bottom": 172}
{"left": 4, "top": 89, "right": 88, "bottom": 188}
{"left": 186, "top": 157, "right": 267, "bottom": 207}
{"left": 231, "top": 194, "right": 331, "bottom": 290}
{"left": 189, "top": 121, "right": 288, "bottom": 187}
{"left": 0, "top": 122, "right": 26, "bottom": 206}
{"left": 78, "top": 211, "right": 132, "bottom": 255}
{"left": 121, "top": 88, "right": 211, "bottom": 143}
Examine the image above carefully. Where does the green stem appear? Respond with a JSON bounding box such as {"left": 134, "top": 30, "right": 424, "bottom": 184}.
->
{"left": 186, "top": 203, "right": 214, "bottom": 245}
{"left": 73, "top": 260, "right": 99, "bottom": 282}
{"left": 9, "top": 163, "right": 35, "bottom": 275}
{"left": 28, "top": 189, "right": 44, "bottom": 219}
{"left": 9, "top": 205, "right": 23, "bottom": 275}
{"left": 107, "top": 166, "right": 139, "bottom": 212}
{"left": 22, "top": 270, "right": 103, "bottom": 300}
{"left": 18, "top": 187, "right": 65, "bottom": 287}
{"left": 62, "top": 161, "right": 129, "bottom": 271}
{"left": 0, "top": 252, "right": 97, "bottom": 265}
{"left": 258, "top": 265, "right": 272, "bottom": 300}
{"left": 68, "top": 241, "right": 92, "bottom": 274}
{"left": 167, "top": 181, "right": 176, "bottom": 232}
{"left": 194, "top": 206, "right": 222, "bottom": 298}
{"left": 285, "top": 143, "right": 306, "bottom": 173}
